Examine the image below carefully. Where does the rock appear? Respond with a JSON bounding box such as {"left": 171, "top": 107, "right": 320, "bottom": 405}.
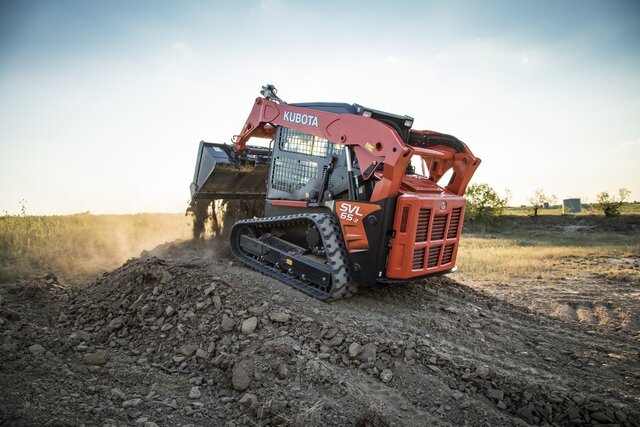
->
{"left": 122, "top": 398, "right": 142, "bottom": 408}
{"left": 189, "top": 386, "right": 201, "bottom": 399}
{"left": 160, "top": 323, "right": 173, "bottom": 332}
{"left": 517, "top": 405, "right": 534, "bottom": 424}
{"left": 141, "top": 304, "right": 150, "bottom": 317}
{"left": 591, "top": 412, "right": 613, "bottom": 423}
{"left": 239, "top": 393, "right": 257, "bottom": 407}
{"left": 451, "top": 391, "right": 464, "bottom": 401}
{"left": 566, "top": 406, "right": 580, "bottom": 421}
{"left": 444, "top": 306, "right": 460, "bottom": 314}
{"left": 487, "top": 388, "right": 504, "bottom": 400}
{"left": 232, "top": 360, "right": 252, "bottom": 391}
{"left": 165, "top": 306, "right": 174, "bottom": 317}
{"left": 221, "top": 314, "right": 235, "bottom": 332}
{"left": 324, "top": 328, "right": 339, "bottom": 339}
{"left": 84, "top": 350, "right": 109, "bottom": 365}
{"left": 1, "top": 342, "right": 16, "bottom": 356}
{"left": 404, "top": 349, "right": 418, "bottom": 360}
{"left": 475, "top": 366, "right": 490, "bottom": 379}
{"left": 28, "top": 344, "right": 46, "bottom": 356}
{"left": 327, "top": 334, "right": 344, "bottom": 347}
{"left": 427, "top": 365, "right": 442, "bottom": 374}
{"left": 108, "top": 317, "right": 124, "bottom": 331}
{"left": 358, "top": 343, "right": 377, "bottom": 363}
{"left": 144, "top": 423, "right": 159, "bottom": 427}
{"left": 380, "top": 369, "right": 393, "bottom": 383}
{"left": 242, "top": 317, "right": 258, "bottom": 335}
{"left": 179, "top": 343, "right": 198, "bottom": 357}
{"left": 615, "top": 411, "right": 627, "bottom": 422}
{"left": 212, "top": 294, "right": 222, "bottom": 310}
{"left": 277, "top": 364, "right": 289, "bottom": 379}
{"left": 348, "top": 342, "right": 363, "bottom": 358}
{"left": 497, "top": 401, "right": 507, "bottom": 410}
{"left": 130, "top": 294, "right": 145, "bottom": 310}
{"left": 161, "top": 270, "right": 173, "bottom": 284}
{"left": 248, "top": 304, "right": 268, "bottom": 316}
{"left": 268, "top": 312, "right": 291, "bottom": 323}
{"left": 74, "top": 330, "right": 91, "bottom": 342}
{"left": 111, "top": 387, "right": 126, "bottom": 400}
{"left": 261, "top": 337, "right": 298, "bottom": 356}
{"left": 195, "top": 349, "right": 209, "bottom": 359}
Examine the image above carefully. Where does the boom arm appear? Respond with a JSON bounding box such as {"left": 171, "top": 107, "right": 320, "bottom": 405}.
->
{"left": 233, "top": 97, "right": 480, "bottom": 200}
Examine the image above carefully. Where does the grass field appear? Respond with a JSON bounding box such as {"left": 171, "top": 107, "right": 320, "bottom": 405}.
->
{"left": 0, "top": 213, "right": 192, "bottom": 282}
{"left": 506, "top": 202, "right": 640, "bottom": 216}
{"left": 457, "top": 214, "right": 640, "bottom": 283}
{"left": 1, "top": 208, "right": 638, "bottom": 285}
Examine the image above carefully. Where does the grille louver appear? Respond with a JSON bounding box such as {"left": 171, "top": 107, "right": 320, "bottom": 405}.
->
{"left": 431, "top": 214, "right": 448, "bottom": 240}
{"left": 442, "top": 244, "right": 455, "bottom": 265}
{"left": 427, "top": 245, "right": 442, "bottom": 268}
{"left": 412, "top": 248, "right": 425, "bottom": 269}
{"left": 415, "top": 208, "right": 431, "bottom": 242}
{"left": 447, "top": 208, "right": 462, "bottom": 239}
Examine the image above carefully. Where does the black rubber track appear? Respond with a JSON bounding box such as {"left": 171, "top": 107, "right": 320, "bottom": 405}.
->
{"left": 229, "top": 213, "right": 358, "bottom": 301}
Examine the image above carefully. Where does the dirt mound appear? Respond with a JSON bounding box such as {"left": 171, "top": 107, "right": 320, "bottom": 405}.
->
{"left": 1, "top": 241, "right": 639, "bottom": 426}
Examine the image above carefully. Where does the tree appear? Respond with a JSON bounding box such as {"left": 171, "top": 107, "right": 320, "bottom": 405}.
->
{"left": 465, "top": 183, "right": 510, "bottom": 220}
{"left": 528, "top": 189, "right": 557, "bottom": 217}
{"left": 595, "top": 188, "right": 631, "bottom": 217}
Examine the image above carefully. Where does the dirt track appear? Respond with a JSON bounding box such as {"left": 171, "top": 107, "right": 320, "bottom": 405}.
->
{"left": 1, "top": 239, "right": 639, "bottom": 426}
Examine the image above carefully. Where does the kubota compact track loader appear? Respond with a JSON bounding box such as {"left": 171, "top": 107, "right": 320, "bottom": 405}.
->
{"left": 188, "top": 85, "right": 480, "bottom": 300}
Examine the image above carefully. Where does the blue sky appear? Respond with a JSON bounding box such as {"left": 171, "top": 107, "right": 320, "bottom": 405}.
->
{"left": 1, "top": 0, "right": 639, "bottom": 214}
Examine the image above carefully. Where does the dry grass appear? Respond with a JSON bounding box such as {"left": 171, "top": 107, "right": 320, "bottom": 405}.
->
{"left": 2, "top": 210, "right": 638, "bottom": 286}
{"left": 506, "top": 202, "right": 640, "bottom": 216}
{"left": 0, "top": 213, "right": 193, "bottom": 282}
{"left": 457, "top": 232, "right": 640, "bottom": 282}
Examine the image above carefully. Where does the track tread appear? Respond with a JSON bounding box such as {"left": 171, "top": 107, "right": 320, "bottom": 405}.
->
{"left": 230, "top": 213, "right": 357, "bottom": 301}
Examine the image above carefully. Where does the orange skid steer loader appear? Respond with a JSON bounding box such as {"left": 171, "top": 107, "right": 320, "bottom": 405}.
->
{"left": 188, "top": 85, "right": 480, "bottom": 300}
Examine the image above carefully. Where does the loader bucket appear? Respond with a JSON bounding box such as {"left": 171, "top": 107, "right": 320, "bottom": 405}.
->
{"left": 189, "top": 141, "right": 268, "bottom": 201}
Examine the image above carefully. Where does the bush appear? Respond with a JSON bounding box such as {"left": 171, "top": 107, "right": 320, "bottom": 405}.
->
{"left": 465, "top": 183, "right": 510, "bottom": 220}
{"left": 528, "top": 189, "right": 557, "bottom": 217}
{"left": 595, "top": 188, "right": 631, "bottom": 217}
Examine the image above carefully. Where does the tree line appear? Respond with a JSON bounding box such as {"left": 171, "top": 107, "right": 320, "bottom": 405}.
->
{"left": 464, "top": 184, "right": 632, "bottom": 220}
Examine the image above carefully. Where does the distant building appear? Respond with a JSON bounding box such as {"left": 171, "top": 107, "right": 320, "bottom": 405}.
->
{"left": 563, "top": 198, "right": 581, "bottom": 214}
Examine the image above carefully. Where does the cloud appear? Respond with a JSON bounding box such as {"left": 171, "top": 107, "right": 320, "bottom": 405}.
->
{"left": 258, "top": 0, "right": 282, "bottom": 10}
{"left": 171, "top": 42, "right": 189, "bottom": 51}
{"left": 518, "top": 51, "right": 539, "bottom": 65}
{"left": 170, "top": 42, "right": 193, "bottom": 60}
{"left": 385, "top": 56, "right": 400, "bottom": 63}
{"left": 619, "top": 138, "right": 640, "bottom": 148}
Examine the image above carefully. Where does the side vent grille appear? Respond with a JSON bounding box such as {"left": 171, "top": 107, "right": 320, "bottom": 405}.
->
{"left": 431, "top": 214, "right": 448, "bottom": 240}
{"left": 442, "top": 244, "right": 455, "bottom": 265}
{"left": 427, "top": 246, "right": 441, "bottom": 268}
{"left": 415, "top": 208, "right": 431, "bottom": 242}
{"left": 447, "top": 208, "right": 462, "bottom": 239}
{"left": 412, "top": 248, "right": 425, "bottom": 269}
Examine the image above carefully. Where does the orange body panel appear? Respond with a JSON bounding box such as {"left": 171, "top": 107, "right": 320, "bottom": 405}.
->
{"left": 386, "top": 177, "right": 466, "bottom": 280}
{"left": 270, "top": 200, "right": 307, "bottom": 208}
{"left": 335, "top": 201, "right": 381, "bottom": 253}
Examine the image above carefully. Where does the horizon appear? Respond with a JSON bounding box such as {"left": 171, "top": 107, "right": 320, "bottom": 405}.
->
{"left": 1, "top": 0, "right": 639, "bottom": 215}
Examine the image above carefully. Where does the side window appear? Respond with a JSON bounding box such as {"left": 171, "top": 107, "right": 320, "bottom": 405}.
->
{"left": 268, "top": 126, "right": 343, "bottom": 199}
{"left": 279, "top": 127, "right": 343, "bottom": 158}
